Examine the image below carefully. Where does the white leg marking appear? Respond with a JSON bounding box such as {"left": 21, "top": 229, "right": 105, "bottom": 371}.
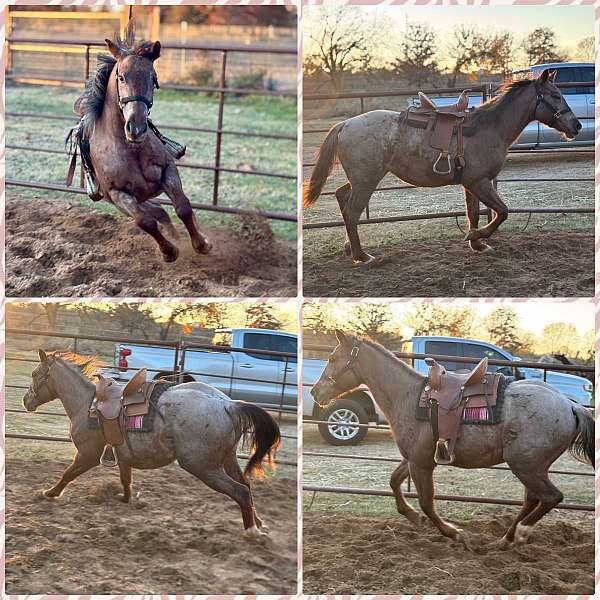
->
{"left": 243, "top": 525, "right": 267, "bottom": 539}
{"left": 515, "top": 523, "right": 533, "bottom": 544}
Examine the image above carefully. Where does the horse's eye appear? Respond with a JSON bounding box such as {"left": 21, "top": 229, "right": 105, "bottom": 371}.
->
{"left": 118, "top": 75, "right": 125, "bottom": 82}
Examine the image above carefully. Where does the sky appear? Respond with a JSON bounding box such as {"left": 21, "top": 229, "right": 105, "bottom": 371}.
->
{"left": 305, "top": 4, "right": 593, "bottom": 69}
{"left": 327, "top": 300, "right": 594, "bottom": 337}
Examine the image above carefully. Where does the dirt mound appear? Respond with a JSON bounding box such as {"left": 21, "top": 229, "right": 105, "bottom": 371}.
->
{"left": 303, "top": 510, "right": 593, "bottom": 594}
{"left": 304, "top": 231, "right": 593, "bottom": 297}
{"left": 6, "top": 457, "right": 297, "bottom": 594}
{"left": 6, "top": 198, "right": 296, "bottom": 297}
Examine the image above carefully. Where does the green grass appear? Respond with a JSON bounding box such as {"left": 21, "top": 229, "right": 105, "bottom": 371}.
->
{"left": 7, "top": 84, "right": 297, "bottom": 240}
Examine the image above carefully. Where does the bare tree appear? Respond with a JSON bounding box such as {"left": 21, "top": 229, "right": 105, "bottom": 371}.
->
{"left": 304, "top": 6, "right": 376, "bottom": 91}
{"left": 576, "top": 36, "right": 594, "bottom": 62}
{"left": 482, "top": 32, "right": 514, "bottom": 78}
{"left": 522, "top": 27, "right": 566, "bottom": 65}
{"left": 446, "top": 25, "right": 485, "bottom": 86}
{"left": 393, "top": 21, "right": 438, "bottom": 86}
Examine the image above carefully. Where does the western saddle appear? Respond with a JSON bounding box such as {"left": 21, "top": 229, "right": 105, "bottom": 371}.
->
{"left": 91, "top": 369, "right": 160, "bottom": 467}
{"left": 405, "top": 89, "right": 470, "bottom": 182}
{"left": 419, "top": 356, "right": 501, "bottom": 465}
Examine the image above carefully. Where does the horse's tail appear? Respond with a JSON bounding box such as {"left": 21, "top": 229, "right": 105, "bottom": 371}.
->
{"left": 568, "top": 403, "right": 595, "bottom": 466}
{"left": 302, "top": 121, "right": 345, "bottom": 208}
{"left": 233, "top": 401, "right": 281, "bottom": 479}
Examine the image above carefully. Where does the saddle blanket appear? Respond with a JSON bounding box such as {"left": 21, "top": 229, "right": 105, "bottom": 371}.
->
{"left": 89, "top": 381, "right": 174, "bottom": 432}
{"left": 416, "top": 374, "right": 512, "bottom": 425}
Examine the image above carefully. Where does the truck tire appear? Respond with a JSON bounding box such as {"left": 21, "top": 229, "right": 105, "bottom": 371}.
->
{"left": 317, "top": 398, "right": 369, "bottom": 446}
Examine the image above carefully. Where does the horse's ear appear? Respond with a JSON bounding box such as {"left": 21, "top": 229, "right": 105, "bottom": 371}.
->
{"left": 538, "top": 68, "right": 552, "bottom": 84}
{"left": 38, "top": 349, "right": 48, "bottom": 363}
{"left": 150, "top": 41, "right": 161, "bottom": 62}
{"left": 334, "top": 329, "right": 348, "bottom": 345}
{"left": 548, "top": 70, "right": 557, "bottom": 82}
{"left": 105, "top": 38, "right": 121, "bottom": 60}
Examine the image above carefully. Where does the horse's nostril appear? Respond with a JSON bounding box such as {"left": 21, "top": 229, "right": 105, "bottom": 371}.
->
{"left": 576, "top": 121, "right": 582, "bottom": 131}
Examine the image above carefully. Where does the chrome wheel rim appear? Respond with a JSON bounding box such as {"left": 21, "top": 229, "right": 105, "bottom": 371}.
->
{"left": 327, "top": 408, "right": 360, "bottom": 440}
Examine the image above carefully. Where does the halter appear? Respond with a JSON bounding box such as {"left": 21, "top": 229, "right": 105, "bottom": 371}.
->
{"left": 327, "top": 344, "right": 362, "bottom": 389}
{"left": 115, "top": 65, "right": 158, "bottom": 113}
{"left": 31, "top": 362, "right": 53, "bottom": 401}
{"left": 534, "top": 91, "right": 571, "bottom": 127}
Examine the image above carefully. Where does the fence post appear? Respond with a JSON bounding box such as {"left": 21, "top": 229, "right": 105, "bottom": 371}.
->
{"left": 213, "top": 50, "right": 228, "bottom": 205}
{"left": 84, "top": 44, "right": 90, "bottom": 81}
{"left": 278, "top": 355, "right": 289, "bottom": 424}
{"left": 5, "top": 7, "right": 12, "bottom": 74}
{"left": 175, "top": 343, "right": 183, "bottom": 383}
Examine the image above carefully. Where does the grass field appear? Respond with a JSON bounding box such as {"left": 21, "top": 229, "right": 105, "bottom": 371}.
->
{"left": 303, "top": 425, "right": 593, "bottom": 520}
{"left": 7, "top": 83, "right": 297, "bottom": 240}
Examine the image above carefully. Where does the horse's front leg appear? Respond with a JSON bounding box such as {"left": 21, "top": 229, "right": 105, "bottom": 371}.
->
{"left": 43, "top": 447, "right": 101, "bottom": 498}
{"left": 161, "top": 163, "right": 211, "bottom": 255}
{"left": 463, "top": 179, "right": 508, "bottom": 243}
{"left": 409, "top": 462, "right": 467, "bottom": 545}
{"left": 390, "top": 458, "right": 424, "bottom": 526}
{"left": 463, "top": 188, "right": 495, "bottom": 253}
{"left": 118, "top": 461, "right": 133, "bottom": 503}
{"left": 110, "top": 190, "right": 179, "bottom": 262}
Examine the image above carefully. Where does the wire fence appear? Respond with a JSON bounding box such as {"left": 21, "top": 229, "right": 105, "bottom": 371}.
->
{"left": 6, "top": 329, "right": 299, "bottom": 463}
{"left": 303, "top": 81, "right": 594, "bottom": 227}
{"left": 302, "top": 344, "right": 594, "bottom": 511}
{"left": 6, "top": 36, "right": 297, "bottom": 223}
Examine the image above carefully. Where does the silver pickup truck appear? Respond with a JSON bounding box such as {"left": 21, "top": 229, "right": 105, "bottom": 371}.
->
{"left": 103, "top": 328, "right": 297, "bottom": 412}
{"left": 414, "top": 62, "right": 594, "bottom": 148}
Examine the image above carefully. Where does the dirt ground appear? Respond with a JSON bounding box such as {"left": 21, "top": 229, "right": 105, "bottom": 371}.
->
{"left": 302, "top": 230, "right": 594, "bottom": 297}
{"left": 6, "top": 197, "right": 296, "bottom": 297}
{"left": 303, "top": 509, "right": 594, "bottom": 594}
{"left": 6, "top": 457, "right": 297, "bottom": 595}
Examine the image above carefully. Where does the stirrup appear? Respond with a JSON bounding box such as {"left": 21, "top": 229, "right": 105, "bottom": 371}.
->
{"left": 433, "top": 152, "right": 452, "bottom": 175}
{"left": 100, "top": 445, "right": 118, "bottom": 467}
{"left": 434, "top": 439, "right": 454, "bottom": 465}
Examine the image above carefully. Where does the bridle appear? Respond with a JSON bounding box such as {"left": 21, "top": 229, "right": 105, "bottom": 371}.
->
{"left": 115, "top": 64, "right": 159, "bottom": 114}
{"left": 327, "top": 344, "right": 362, "bottom": 389}
{"left": 534, "top": 89, "right": 571, "bottom": 127}
{"left": 30, "top": 362, "right": 54, "bottom": 402}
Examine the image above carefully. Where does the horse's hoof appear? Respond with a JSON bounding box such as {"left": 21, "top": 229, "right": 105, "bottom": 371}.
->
{"left": 244, "top": 525, "right": 268, "bottom": 540}
{"left": 498, "top": 536, "right": 513, "bottom": 550}
{"left": 162, "top": 246, "right": 179, "bottom": 263}
{"left": 514, "top": 523, "right": 532, "bottom": 545}
{"left": 453, "top": 528, "right": 471, "bottom": 550}
{"left": 118, "top": 493, "right": 131, "bottom": 503}
{"left": 197, "top": 240, "right": 212, "bottom": 255}
{"left": 42, "top": 489, "right": 60, "bottom": 498}
{"left": 353, "top": 254, "right": 376, "bottom": 267}
{"left": 469, "top": 241, "right": 495, "bottom": 253}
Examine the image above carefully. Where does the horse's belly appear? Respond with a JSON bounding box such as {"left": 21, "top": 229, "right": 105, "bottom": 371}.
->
{"left": 117, "top": 422, "right": 176, "bottom": 468}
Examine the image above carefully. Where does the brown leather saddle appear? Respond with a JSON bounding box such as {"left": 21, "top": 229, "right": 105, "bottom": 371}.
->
{"left": 91, "top": 369, "right": 162, "bottom": 467}
{"left": 419, "top": 356, "right": 501, "bottom": 465}
{"left": 405, "top": 89, "right": 470, "bottom": 182}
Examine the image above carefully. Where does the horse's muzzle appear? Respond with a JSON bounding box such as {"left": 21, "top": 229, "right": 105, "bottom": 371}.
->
{"left": 125, "top": 120, "right": 148, "bottom": 144}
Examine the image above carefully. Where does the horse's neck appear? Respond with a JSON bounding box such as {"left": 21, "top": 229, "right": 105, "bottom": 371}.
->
{"left": 356, "top": 344, "right": 424, "bottom": 426}
{"left": 486, "top": 85, "right": 537, "bottom": 147}
{"left": 52, "top": 361, "right": 95, "bottom": 420}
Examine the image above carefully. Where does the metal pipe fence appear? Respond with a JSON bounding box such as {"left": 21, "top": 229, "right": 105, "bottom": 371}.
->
{"left": 303, "top": 81, "right": 593, "bottom": 228}
{"left": 6, "top": 328, "right": 299, "bottom": 450}
{"left": 6, "top": 36, "right": 297, "bottom": 223}
{"left": 302, "top": 345, "right": 593, "bottom": 510}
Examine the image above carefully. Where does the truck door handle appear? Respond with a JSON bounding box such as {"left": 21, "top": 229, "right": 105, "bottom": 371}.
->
{"left": 239, "top": 363, "right": 254, "bottom": 369}
{"left": 281, "top": 367, "right": 294, "bottom": 372}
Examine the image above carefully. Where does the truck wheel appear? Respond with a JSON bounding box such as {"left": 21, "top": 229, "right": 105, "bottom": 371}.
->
{"left": 318, "top": 399, "right": 369, "bottom": 446}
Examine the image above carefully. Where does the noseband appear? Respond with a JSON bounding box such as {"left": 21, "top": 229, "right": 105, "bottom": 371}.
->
{"left": 327, "top": 344, "right": 361, "bottom": 389}
{"left": 534, "top": 91, "right": 571, "bottom": 127}
{"left": 115, "top": 65, "right": 159, "bottom": 113}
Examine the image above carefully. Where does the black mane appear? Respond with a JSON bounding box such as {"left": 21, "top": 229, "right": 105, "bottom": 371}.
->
{"left": 463, "top": 78, "right": 535, "bottom": 136}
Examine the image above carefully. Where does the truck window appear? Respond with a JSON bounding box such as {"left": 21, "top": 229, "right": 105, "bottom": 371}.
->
{"left": 553, "top": 67, "right": 586, "bottom": 95}
{"left": 578, "top": 66, "right": 594, "bottom": 94}
{"left": 424, "top": 341, "right": 463, "bottom": 372}
{"left": 462, "top": 343, "right": 508, "bottom": 372}
{"left": 244, "top": 333, "right": 297, "bottom": 363}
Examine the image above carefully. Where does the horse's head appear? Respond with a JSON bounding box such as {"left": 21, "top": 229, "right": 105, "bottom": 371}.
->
{"left": 105, "top": 37, "right": 161, "bottom": 144}
{"left": 311, "top": 330, "right": 364, "bottom": 408}
{"left": 23, "top": 350, "right": 59, "bottom": 411}
{"left": 533, "top": 68, "right": 581, "bottom": 141}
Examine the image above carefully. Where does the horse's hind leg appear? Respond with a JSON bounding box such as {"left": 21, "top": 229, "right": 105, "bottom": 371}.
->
{"left": 224, "top": 453, "right": 266, "bottom": 532}
{"left": 182, "top": 464, "right": 265, "bottom": 538}
{"left": 334, "top": 182, "right": 352, "bottom": 256}
{"left": 463, "top": 179, "right": 508, "bottom": 243}
{"left": 389, "top": 458, "right": 423, "bottom": 526}
{"left": 500, "top": 487, "right": 538, "bottom": 547}
{"left": 161, "top": 163, "right": 212, "bottom": 255}
{"left": 463, "top": 188, "right": 494, "bottom": 253}
{"left": 508, "top": 468, "right": 564, "bottom": 545}
{"left": 111, "top": 191, "right": 179, "bottom": 262}
{"left": 342, "top": 184, "right": 375, "bottom": 264}
{"left": 118, "top": 461, "right": 132, "bottom": 503}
